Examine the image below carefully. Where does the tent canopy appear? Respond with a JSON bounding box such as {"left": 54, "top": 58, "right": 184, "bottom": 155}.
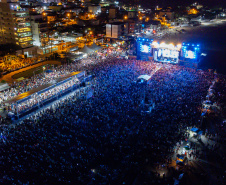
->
{"left": 138, "top": 75, "right": 151, "bottom": 81}
{"left": 80, "top": 45, "right": 94, "bottom": 54}
{"left": 89, "top": 43, "right": 102, "bottom": 51}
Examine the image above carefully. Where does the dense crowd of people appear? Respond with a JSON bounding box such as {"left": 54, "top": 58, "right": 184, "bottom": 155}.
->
{"left": 0, "top": 48, "right": 122, "bottom": 105}
{"left": 0, "top": 57, "right": 39, "bottom": 73}
{"left": 12, "top": 77, "right": 80, "bottom": 114}
{"left": 0, "top": 67, "right": 73, "bottom": 104}
{"left": 1, "top": 56, "right": 223, "bottom": 185}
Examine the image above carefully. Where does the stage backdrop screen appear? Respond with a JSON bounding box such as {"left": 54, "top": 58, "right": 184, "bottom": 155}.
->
{"left": 184, "top": 50, "right": 196, "bottom": 59}
{"left": 158, "top": 49, "right": 179, "bottom": 58}
{"left": 141, "top": 45, "right": 150, "bottom": 53}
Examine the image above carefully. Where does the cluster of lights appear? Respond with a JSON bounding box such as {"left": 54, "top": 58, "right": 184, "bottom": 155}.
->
{"left": 182, "top": 43, "right": 200, "bottom": 51}
{"left": 182, "top": 43, "right": 200, "bottom": 47}
{"left": 137, "top": 38, "right": 153, "bottom": 42}
{"left": 152, "top": 42, "right": 182, "bottom": 51}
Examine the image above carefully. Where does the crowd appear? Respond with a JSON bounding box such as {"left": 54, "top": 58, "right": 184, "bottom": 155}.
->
{"left": 0, "top": 56, "right": 224, "bottom": 185}
{"left": 0, "top": 57, "right": 39, "bottom": 73}
{"left": 12, "top": 77, "right": 80, "bottom": 114}
{"left": 0, "top": 66, "right": 79, "bottom": 105}
{"left": 0, "top": 48, "right": 122, "bottom": 104}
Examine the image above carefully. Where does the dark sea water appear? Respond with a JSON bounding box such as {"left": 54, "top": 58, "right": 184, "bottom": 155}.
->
{"left": 182, "top": 23, "right": 226, "bottom": 75}
{"left": 161, "top": 22, "right": 226, "bottom": 74}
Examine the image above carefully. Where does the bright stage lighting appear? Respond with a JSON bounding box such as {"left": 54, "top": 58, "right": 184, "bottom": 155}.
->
{"left": 152, "top": 41, "right": 159, "bottom": 48}
{"left": 185, "top": 50, "right": 195, "bottom": 59}
{"left": 160, "top": 42, "right": 166, "bottom": 47}
{"left": 177, "top": 44, "right": 182, "bottom": 49}
{"left": 141, "top": 45, "right": 149, "bottom": 53}
{"left": 169, "top": 43, "right": 174, "bottom": 49}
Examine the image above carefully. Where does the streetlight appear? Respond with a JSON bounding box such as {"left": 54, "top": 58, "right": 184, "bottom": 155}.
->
{"left": 124, "top": 15, "right": 128, "bottom": 20}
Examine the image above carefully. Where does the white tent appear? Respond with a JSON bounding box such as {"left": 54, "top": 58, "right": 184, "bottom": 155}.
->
{"left": 89, "top": 43, "right": 102, "bottom": 51}
{"left": 138, "top": 75, "right": 151, "bottom": 81}
{"left": 80, "top": 45, "right": 94, "bottom": 54}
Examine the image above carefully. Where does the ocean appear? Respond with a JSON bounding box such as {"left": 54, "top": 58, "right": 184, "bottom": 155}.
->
{"left": 182, "top": 23, "right": 226, "bottom": 75}
{"left": 161, "top": 21, "right": 226, "bottom": 74}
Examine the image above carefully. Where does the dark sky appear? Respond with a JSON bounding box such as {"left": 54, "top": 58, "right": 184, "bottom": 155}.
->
{"left": 120, "top": 0, "right": 226, "bottom": 8}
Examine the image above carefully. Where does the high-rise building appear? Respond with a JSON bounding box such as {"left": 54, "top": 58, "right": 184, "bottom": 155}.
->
{"left": 30, "top": 15, "right": 48, "bottom": 47}
{"left": 106, "top": 22, "right": 128, "bottom": 39}
{"left": 0, "top": 0, "right": 33, "bottom": 48}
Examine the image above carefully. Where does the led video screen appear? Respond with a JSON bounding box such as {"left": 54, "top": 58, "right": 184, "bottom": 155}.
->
{"left": 140, "top": 44, "right": 151, "bottom": 53}
{"left": 157, "top": 49, "right": 179, "bottom": 58}
{"left": 184, "top": 50, "right": 196, "bottom": 59}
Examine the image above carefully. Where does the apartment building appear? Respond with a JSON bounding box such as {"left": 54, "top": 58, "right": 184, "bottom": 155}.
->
{"left": 0, "top": 0, "right": 33, "bottom": 48}
{"left": 106, "top": 22, "right": 128, "bottom": 39}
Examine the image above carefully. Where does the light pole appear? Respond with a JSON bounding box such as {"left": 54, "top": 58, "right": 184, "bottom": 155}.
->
{"left": 139, "top": 17, "right": 143, "bottom": 33}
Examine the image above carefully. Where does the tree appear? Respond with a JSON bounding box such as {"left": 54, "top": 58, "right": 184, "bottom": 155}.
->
{"left": 90, "top": 0, "right": 100, "bottom": 4}
{"left": 0, "top": 43, "right": 22, "bottom": 57}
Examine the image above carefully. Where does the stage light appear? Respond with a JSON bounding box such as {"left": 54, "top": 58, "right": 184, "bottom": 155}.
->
{"left": 177, "top": 44, "right": 182, "bottom": 48}
{"left": 160, "top": 42, "right": 166, "bottom": 47}
{"left": 169, "top": 43, "right": 174, "bottom": 49}
{"left": 152, "top": 41, "right": 159, "bottom": 47}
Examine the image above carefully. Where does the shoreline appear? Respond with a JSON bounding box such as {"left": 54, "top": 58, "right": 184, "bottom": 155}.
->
{"left": 156, "top": 20, "right": 226, "bottom": 51}
{"left": 151, "top": 20, "right": 226, "bottom": 74}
